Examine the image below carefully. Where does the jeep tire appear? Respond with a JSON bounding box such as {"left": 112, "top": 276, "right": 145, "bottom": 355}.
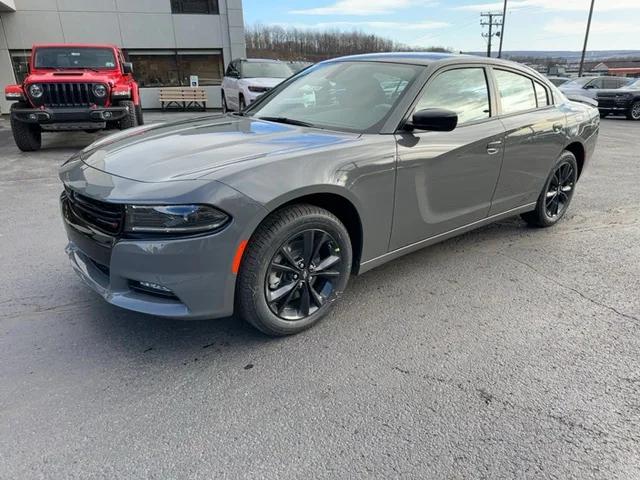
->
{"left": 10, "top": 102, "right": 42, "bottom": 152}
{"left": 118, "top": 100, "right": 138, "bottom": 130}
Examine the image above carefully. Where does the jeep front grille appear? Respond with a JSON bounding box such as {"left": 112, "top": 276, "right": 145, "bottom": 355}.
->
{"left": 37, "top": 83, "right": 106, "bottom": 108}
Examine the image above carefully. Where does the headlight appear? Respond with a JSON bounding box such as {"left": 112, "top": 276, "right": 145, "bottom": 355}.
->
{"left": 248, "top": 86, "right": 269, "bottom": 93}
{"left": 93, "top": 84, "right": 107, "bottom": 98}
{"left": 124, "top": 205, "right": 229, "bottom": 234}
{"left": 29, "top": 84, "right": 43, "bottom": 98}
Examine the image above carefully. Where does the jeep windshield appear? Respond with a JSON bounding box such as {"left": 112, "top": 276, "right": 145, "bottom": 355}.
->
{"left": 34, "top": 47, "right": 117, "bottom": 70}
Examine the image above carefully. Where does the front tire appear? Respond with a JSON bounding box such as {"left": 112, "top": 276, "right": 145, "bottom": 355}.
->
{"left": 118, "top": 100, "right": 138, "bottom": 130}
{"left": 10, "top": 102, "right": 42, "bottom": 152}
{"left": 221, "top": 91, "right": 229, "bottom": 113}
{"left": 521, "top": 151, "right": 578, "bottom": 228}
{"left": 237, "top": 205, "right": 352, "bottom": 336}
{"left": 239, "top": 95, "right": 246, "bottom": 112}
{"left": 626, "top": 101, "right": 640, "bottom": 121}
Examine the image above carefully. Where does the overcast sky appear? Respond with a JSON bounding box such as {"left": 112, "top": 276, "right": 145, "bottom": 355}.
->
{"left": 243, "top": 0, "right": 640, "bottom": 52}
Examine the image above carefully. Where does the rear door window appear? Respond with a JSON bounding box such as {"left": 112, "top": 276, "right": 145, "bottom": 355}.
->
{"left": 494, "top": 69, "right": 537, "bottom": 114}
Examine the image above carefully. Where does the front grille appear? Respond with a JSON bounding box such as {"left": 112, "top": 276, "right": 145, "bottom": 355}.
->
{"left": 38, "top": 83, "right": 105, "bottom": 108}
{"left": 63, "top": 188, "right": 125, "bottom": 235}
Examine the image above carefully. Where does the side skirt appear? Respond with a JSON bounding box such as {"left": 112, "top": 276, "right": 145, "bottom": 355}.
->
{"left": 358, "top": 203, "right": 536, "bottom": 274}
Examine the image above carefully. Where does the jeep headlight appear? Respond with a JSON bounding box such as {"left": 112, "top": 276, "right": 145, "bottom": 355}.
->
{"left": 29, "top": 84, "right": 43, "bottom": 99}
{"left": 124, "top": 205, "right": 230, "bottom": 234}
{"left": 93, "top": 84, "right": 107, "bottom": 98}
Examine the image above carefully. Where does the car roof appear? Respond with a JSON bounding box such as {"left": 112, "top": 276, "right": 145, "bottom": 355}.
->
{"left": 239, "top": 58, "right": 286, "bottom": 63}
{"left": 32, "top": 43, "right": 118, "bottom": 49}
{"left": 325, "top": 52, "right": 547, "bottom": 79}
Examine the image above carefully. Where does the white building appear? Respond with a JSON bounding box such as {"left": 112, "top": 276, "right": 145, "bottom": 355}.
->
{"left": 0, "top": 0, "right": 246, "bottom": 113}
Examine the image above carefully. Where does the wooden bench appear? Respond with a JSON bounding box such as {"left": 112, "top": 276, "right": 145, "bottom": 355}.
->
{"left": 159, "top": 87, "right": 208, "bottom": 111}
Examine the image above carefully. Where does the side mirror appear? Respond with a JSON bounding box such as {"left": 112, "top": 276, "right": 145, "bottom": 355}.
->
{"left": 406, "top": 108, "right": 458, "bottom": 132}
{"left": 584, "top": 84, "right": 595, "bottom": 90}
{"left": 123, "top": 62, "right": 134, "bottom": 74}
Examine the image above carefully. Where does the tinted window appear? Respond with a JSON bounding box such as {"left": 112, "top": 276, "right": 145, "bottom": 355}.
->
{"left": 171, "top": 0, "right": 218, "bottom": 14}
{"left": 248, "top": 61, "right": 423, "bottom": 133}
{"left": 586, "top": 78, "right": 604, "bottom": 89}
{"left": 414, "top": 68, "right": 490, "bottom": 125}
{"left": 534, "top": 82, "right": 549, "bottom": 107}
{"left": 603, "top": 78, "right": 619, "bottom": 89}
{"left": 494, "top": 70, "right": 537, "bottom": 114}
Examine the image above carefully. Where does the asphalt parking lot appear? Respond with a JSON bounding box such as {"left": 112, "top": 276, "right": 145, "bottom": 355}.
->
{"left": 1, "top": 112, "right": 639, "bottom": 479}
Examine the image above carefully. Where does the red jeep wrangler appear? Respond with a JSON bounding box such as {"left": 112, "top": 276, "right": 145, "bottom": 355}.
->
{"left": 4, "top": 43, "right": 142, "bottom": 152}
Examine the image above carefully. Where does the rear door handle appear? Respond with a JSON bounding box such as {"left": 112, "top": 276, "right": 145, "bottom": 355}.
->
{"left": 487, "top": 140, "right": 503, "bottom": 155}
{"left": 553, "top": 123, "right": 564, "bottom": 132}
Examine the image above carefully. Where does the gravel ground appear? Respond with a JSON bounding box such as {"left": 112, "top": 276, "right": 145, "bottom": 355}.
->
{"left": 0, "top": 112, "right": 639, "bottom": 479}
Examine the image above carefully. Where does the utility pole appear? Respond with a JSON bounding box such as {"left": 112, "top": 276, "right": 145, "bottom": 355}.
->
{"left": 481, "top": 12, "right": 503, "bottom": 58}
{"left": 498, "top": 0, "right": 508, "bottom": 58}
{"left": 578, "top": 0, "right": 595, "bottom": 77}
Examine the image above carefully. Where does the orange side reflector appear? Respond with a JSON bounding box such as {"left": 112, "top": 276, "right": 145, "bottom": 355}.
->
{"left": 232, "top": 240, "right": 248, "bottom": 274}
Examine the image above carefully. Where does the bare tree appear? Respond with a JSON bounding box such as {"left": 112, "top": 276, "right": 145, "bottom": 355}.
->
{"left": 245, "top": 24, "right": 451, "bottom": 61}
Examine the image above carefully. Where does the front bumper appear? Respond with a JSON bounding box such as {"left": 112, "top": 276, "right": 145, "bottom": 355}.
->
{"left": 59, "top": 168, "right": 267, "bottom": 320}
{"left": 11, "top": 106, "right": 128, "bottom": 124}
{"left": 597, "top": 98, "right": 632, "bottom": 113}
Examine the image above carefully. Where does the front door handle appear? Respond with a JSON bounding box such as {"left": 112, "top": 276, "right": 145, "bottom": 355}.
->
{"left": 487, "top": 140, "right": 503, "bottom": 155}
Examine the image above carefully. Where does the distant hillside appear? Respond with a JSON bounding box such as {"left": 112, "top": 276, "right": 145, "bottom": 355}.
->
{"left": 467, "top": 50, "right": 640, "bottom": 61}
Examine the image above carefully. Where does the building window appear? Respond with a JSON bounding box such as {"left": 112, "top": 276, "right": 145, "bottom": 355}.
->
{"left": 170, "top": 0, "right": 219, "bottom": 14}
{"left": 9, "top": 51, "right": 31, "bottom": 84}
{"left": 126, "top": 50, "right": 224, "bottom": 87}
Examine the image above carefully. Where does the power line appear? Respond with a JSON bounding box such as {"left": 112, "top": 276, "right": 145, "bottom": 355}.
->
{"left": 480, "top": 12, "right": 503, "bottom": 58}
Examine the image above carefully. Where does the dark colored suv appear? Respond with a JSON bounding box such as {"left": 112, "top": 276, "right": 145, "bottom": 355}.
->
{"left": 4, "top": 43, "right": 143, "bottom": 151}
{"left": 597, "top": 78, "right": 640, "bottom": 120}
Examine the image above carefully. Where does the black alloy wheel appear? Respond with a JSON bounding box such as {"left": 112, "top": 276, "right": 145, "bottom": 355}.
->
{"left": 521, "top": 150, "right": 578, "bottom": 228}
{"left": 544, "top": 161, "right": 576, "bottom": 220}
{"left": 628, "top": 101, "right": 640, "bottom": 121}
{"left": 265, "top": 229, "right": 343, "bottom": 321}
{"left": 237, "top": 204, "right": 352, "bottom": 336}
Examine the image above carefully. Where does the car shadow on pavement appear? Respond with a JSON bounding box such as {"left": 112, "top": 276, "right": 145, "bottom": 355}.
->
{"left": 70, "top": 216, "right": 530, "bottom": 362}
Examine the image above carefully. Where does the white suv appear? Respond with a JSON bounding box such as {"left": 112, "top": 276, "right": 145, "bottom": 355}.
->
{"left": 221, "top": 59, "right": 294, "bottom": 112}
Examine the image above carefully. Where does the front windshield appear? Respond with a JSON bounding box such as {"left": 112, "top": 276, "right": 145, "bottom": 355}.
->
{"left": 246, "top": 61, "right": 423, "bottom": 133}
{"left": 34, "top": 47, "right": 117, "bottom": 70}
{"left": 242, "top": 62, "right": 294, "bottom": 79}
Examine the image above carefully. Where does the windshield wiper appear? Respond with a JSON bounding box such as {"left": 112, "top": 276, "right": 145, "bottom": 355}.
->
{"left": 257, "top": 116, "right": 315, "bottom": 128}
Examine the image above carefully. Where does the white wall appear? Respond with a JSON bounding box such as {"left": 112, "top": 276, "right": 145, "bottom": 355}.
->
{"left": 0, "top": 0, "right": 245, "bottom": 113}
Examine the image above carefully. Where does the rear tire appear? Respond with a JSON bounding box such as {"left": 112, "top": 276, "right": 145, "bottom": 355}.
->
{"left": 135, "top": 104, "right": 144, "bottom": 125}
{"left": 237, "top": 204, "right": 352, "bottom": 336}
{"left": 626, "top": 101, "right": 640, "bottom": 121}
{"left": 118, "top": 100, "right": 138, "bottom": 130}
{"left": 10, "top": 102, "right": 42, "bottom": 152}
{"left": 521, "top": 151, "right": 578, "bottom": 228}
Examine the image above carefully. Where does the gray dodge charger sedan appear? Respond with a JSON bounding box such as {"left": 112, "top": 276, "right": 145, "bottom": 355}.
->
{"left": 59, "top": 53, "right": 600, "bottom": 336}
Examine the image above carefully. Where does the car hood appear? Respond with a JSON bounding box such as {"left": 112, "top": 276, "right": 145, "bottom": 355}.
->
{"left": 76, "top": 115, "right": 360, "bottom": 183}
{"left": 25, "top": 70, "right": 123, "bottom": 84}
{"left": 240, "top": 77, "right": 286, "bottom": 88}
